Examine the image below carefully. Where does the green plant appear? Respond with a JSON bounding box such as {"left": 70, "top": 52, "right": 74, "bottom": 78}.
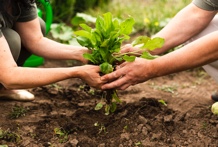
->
{"left": 0, "top": 129, "right": 21, "bottom": 143}
{"left": 74, "top": 12, "right": 164, "bottom": 115}
{"left": 9, "top": 106, "right": 28, "bottom": 119}
{"left": 151, "top": 84, "right": 178, "bottom": 94}
{"left": 54, "top": 128, "right": 69, "bottom": 143}
{"left": 71, "top": 13, "right": 96, "bottom": 30}
{"left": 158, "top": 99, "right": 167, "bottom": 106}
{"left": 50, "top": 23, "right": 74, "bottom": 44}
{"left": 135, "top": 142, "right": 142, "bottom": 146}
{"left": 94, "top": 122, "right": 107, "bottom": 134}
{"left": 49, "top": 0, "right": 76, "bottom": 23}
{"left": 0, "top": 145, "right": 8, "bottom": 147}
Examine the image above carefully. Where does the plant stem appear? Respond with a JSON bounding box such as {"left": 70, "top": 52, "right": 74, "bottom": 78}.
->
{"left": 105, "top": 89, "right": 114, "bottom": 104}
{"left": 113, "top": 49, "right": 145, "bottom": 58}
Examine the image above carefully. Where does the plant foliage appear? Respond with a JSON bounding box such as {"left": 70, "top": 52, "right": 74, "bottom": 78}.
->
{"left": 74, "top": 12, "right": 164, "bottom": 115}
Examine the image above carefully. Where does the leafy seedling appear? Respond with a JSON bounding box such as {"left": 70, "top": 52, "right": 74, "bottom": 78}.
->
{"left": 94, "top": 122, "right": 107, "bottom": 134}
{"left": 54, "top": 127, "right": 69, "bottom": 143}
{"left": 9, "top": 106, "right": 28, "bottom": 119}
{"left": 158, "top": 99, "right": 167, "bottom": 106}
{"left": 74, "top": 12, "right": 164, "bottom": 115}
{"left": 0, "top": 129, "right": 21, "bottom": 143}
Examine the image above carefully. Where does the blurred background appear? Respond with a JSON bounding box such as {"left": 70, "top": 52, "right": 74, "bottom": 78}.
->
{"left": 38, "top": 0, "right": 191, "bottom": 45}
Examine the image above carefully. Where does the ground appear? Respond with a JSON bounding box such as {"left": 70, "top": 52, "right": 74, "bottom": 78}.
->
{"left": 1, "top": 59, "right": 218, "bottom": 147}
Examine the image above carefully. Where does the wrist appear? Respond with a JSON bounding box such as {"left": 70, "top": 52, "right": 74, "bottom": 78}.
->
{"left": 69, "top": 66, "right": 82, "bottom": 78}
{"left": 146, "top": 59, "right": 160, "bottom": 79}
{"left": 71, "top": 46, "right": 88, "bottom": 62}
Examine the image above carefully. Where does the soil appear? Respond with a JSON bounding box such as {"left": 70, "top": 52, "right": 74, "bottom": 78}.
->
{"left": 1, "top": 59, "right": 218, "bottom": 147}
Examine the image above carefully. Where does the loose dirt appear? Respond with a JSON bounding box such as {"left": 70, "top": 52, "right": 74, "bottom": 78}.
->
{"left": 0, "top": 59, "right": 218, "bottom": 147}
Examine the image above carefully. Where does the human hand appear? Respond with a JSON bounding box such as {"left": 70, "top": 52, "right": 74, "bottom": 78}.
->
{"left": 120, "top": 44, "right": 143, "bottom": 56}
{"left": 77, "top": 65, "right": 105, "bottom": 89}
{"left": 101, "top": 58, "right": 153, "bottom": 90}
{"left": 73, "top": 46, "right": 91, "bottom": 64}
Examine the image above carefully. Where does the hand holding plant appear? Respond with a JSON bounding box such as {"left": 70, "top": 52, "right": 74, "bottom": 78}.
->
{"left": 74, "top": 12, "right": 164, "bottom": 115}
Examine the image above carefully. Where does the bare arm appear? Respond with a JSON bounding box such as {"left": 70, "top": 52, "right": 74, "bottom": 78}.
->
{"left": 14, "top": 18, "right": 88, "bottom": 63}
{"left": 121, "top": 3, "right": 217, "bottom": 55}
{"left": 152, "top": 3, "right": 217, "bottom": 54}
{"left": 0, "top": 28, "right": 102, "bottom": 89}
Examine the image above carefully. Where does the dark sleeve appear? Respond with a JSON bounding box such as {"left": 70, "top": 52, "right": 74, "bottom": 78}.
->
{"left": 0, "top": 14, "right": 3, "bottom": 37}
{"left": 193, "top": 0, "right": 218, "bottom": 11}
{"left": 17, "top": 3, "right": 38, "bottom": 22}
{"left": 0, "top": 29, "right": 2, "bottom": 38}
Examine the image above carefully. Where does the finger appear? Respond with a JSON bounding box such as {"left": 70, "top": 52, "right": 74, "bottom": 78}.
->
{"left": 119, "top": 83, "right": 131, "bottom": 90}
{"left": 101, "top": 75, "right": 128, "bottom": 90}
{"left": 115, "top": 62, "right": 126, "bottom": 70}
{"left": 121, "top": 44, "right": 132, "bottom": 50}
{"left": 116, "top": 65, "right": 120, "bottom": 70}
{"left": 120, "top": 62, "right": 127, "bottom": 67}
{"left": 100, "top": 70, "right": 121, "bottom": 82}
{"left": 92, "top": 65, "right": 101, "bottom": 72}
{"left": 101, "top": 78, "right": 123, "bottom": 89}
{"left": 96, "top": 66, "right": 101, "bottom": 72}
{"left": 120, "top": 44, "right": 132, "bottom": 53}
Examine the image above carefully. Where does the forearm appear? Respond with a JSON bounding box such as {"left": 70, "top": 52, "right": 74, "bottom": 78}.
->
{"left": 15, "top": 19, "right": 87, "bottom": 62}
{"left": 28, "top": 37, "right": 86, "bottom": 61}
{"left": 150, "top": 31, "right": 218, "bottom": 78}
{"left": 0, "top": 67, "right": 81, "bottom": 89}
{"left": 152, "top": 3, "right": 217, "bottom": 55}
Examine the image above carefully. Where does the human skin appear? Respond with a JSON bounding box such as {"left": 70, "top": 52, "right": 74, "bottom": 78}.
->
{"left": 101, "top": 3, "right": 218, "bottom": 90}
{"left": 0, "top": 18, "right": 103, "bottom": 89}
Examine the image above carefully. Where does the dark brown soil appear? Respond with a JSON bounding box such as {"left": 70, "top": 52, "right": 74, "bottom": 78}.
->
{"left": 1, "top": 59, "right": 218, "bottom": 147}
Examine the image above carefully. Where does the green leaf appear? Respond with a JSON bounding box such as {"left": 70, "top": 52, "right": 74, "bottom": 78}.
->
{"left": 76, "top": 13, "right": 96, "bottom": 23}
{"left": 143, "top": 37, "right": 165, "bottom": 51}
{"left": 140, "top": 51, "right": 159, "bottom": 60}
{"left": 100, "top": 62, "right": 114, "bottom": 74}
{"left": 79, "top": 23, "right": 92, "bottom": 32}
{"left": 112, "top": 18, "right": 120, "bottom": 29}
{"left": 123, "top": 55, "right": 136, "bottom": 62}
{"left": 76, "top": 36, "right": 92, "bottom": 48}
{"left": 110, "top": 102, "right": 117, "bottom": 113}
{"left": 95, "top": 102, "right": 103, "bottom": 110}
{"left": 103, "top": 12, "right": 113, "bottom": 32}
{"left": 74, "top": 30, "right": 92, "bottom": 40}
{"left": 120, "top": 17, "right": 135, "bottom": 35}
{"left": 158, "top": 99, "right": 167, "bottom": 106}
{"left": 83, "top": 53, "right": 97, "bottom": 64}
{"left": 71, "top": 16, "right": 85, "bottom": 27}
{"left": 99, "top": 47, "right": 109, "bottom": 62}
{"left": 110, "top": 40, "right": 121, "bottom": 53}
{"left": 112, "top": 91, "right": 121, "bottom": 103}
{"left": 101, "top": 39, "right": 110, "bottom": 48}
{"left": 92, "top": 30, "right": 102, "bottom": 45}
{"left": 96, "top": 16, "right": 106, "bottom": 38}
{"left": 132, "top": 36, "right": 150, "bottom": 46}
{"left": 105, "top": 104, "right": 110, "bottom": 115}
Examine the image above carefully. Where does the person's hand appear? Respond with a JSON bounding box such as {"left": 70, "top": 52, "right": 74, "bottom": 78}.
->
{"left": 77, "top": 65, "right": 104, "bottom": 89}
{"left": 101, "top": 57, "right": 153, "bottom": 90}
{"left": 120, "top": 44, "right": 143, "bottom": 56}
{"left": 72, "top": 46, "right": 91, "bottom": 64}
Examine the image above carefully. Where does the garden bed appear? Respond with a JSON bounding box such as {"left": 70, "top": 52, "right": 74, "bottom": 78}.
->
{"left": 0, "top": 59, "right": 218, "bottom": 146}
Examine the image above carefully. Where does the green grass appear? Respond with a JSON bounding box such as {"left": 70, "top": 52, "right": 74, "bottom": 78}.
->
{"left": 86, "top": 0, "right": 191, "bottom": 35}
{"left": 9, "top": 106, "right": 28, "bottom": 119}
